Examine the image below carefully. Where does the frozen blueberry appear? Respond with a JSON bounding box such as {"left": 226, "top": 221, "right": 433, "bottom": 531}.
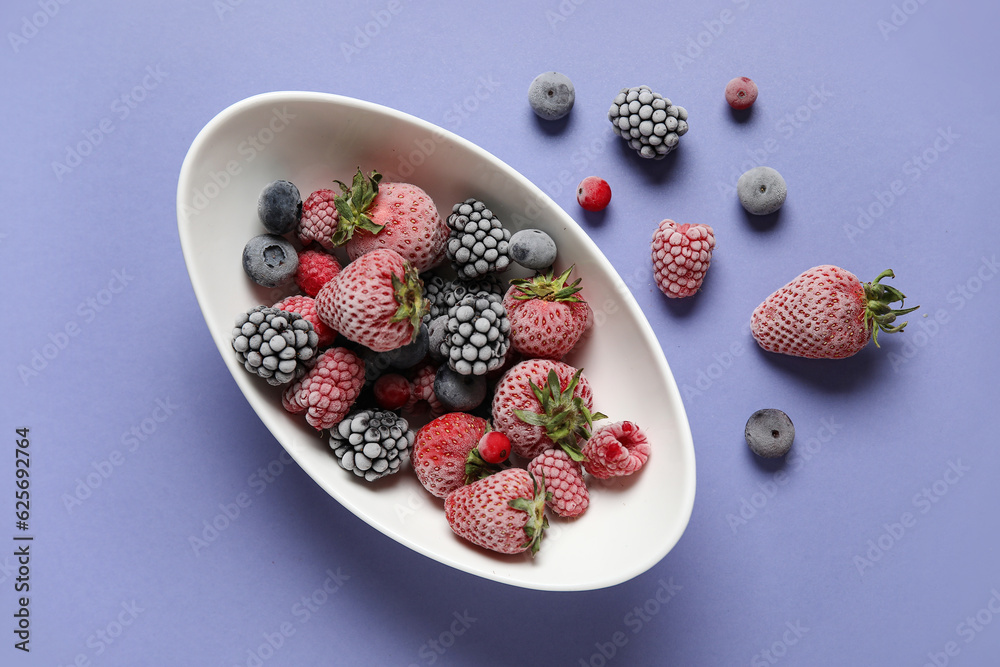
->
{"left": 509, "top": 229, "right": 557, "bottom": 270}
{"left": 528, "top": 72, "right": 575, "bottom": 121}
{"left": 737, "top": 167, "right": 787, "bottom": 215}
{"left": 242, "top": 234, "right": 298, "bottom": 288}
{"left": 433, "top": 365, "right": 488, "bottom": 411}
{"left": 427, "top": 316, "right": 449, "bottom": 360}
{"left": 257, "top": 180, "right": 302, "bottom": 234}
{"left": 382, "top": 324, "right": 429, "bottom": 369}
{"left": 745, "top": 409, "right": 794, "bottom": 458}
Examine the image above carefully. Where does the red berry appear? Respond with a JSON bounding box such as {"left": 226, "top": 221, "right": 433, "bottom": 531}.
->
{"left": 725, "top": 77, "right": 758, "bottom": 110}
{"left": 373, "top": 374, "right": 412, "bottom": 410}
{"left": 576, "top": 176, "right": 611, "bottom": 212}
{"left": 477, "top": 431, "right": 511, "bottom": 464}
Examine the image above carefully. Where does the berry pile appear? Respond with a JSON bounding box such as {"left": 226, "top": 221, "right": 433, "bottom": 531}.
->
{"left": 229, "top": 171, "right": 652, "bottom": 557}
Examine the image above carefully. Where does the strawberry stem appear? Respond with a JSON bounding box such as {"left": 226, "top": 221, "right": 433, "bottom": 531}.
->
{"left": 507, "top": 472, "right": 549, "bottom": 555}
{"left": 389, "top": 261, "right": 430, "bottom": 343}
{"left": 330, "top": 168, "right": 384, "bottom": 246}
{"left": 862, "top": 269, "right": 920, "bottom": 347}
{"left": 513, "top": 369, "right": 606, "bottom": 461}
{"left": 509, "top": 265, "right": 583, "bottom": 302}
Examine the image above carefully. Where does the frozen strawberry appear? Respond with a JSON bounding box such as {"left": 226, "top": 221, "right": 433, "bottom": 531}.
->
{"left": 503, "top": 266, "right": 592, "bottom": 360}
{"left": 412, "top": 412, "right": 488, "bottom": 499}
{"left": 315, "top": 248, "right": 428, "bottom": 352}
{"left": 444, "top": 468, "right": 548, "bottom": 555}
{"left": 751, "top": 266, "right": 919, "bottom": 359}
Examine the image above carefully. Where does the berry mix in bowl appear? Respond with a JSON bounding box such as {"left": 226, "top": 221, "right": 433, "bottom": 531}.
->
{"left": 177, "top": 92, "right": 695, "bottom": 591}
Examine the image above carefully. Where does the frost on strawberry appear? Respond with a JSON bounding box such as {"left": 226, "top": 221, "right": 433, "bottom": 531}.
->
{"left": 492, "top": 360, "right": 605, "bottom": 461}
{"left": 751, "top": 265, "right": 919, "bottom": 359}
{"left": 329, "top": 168, "right": 448, "bottom": 272}
{"left": 412, "top": 412, "right": 488, "bottom": 499}
{"left": 444, "top": 468, "right": 549, "bottom": 555}
{"left": 503, "top": 265, "right": 593, "bottom": 360}
{"left": 315, "top": 248, "right": 429, "bottom": 352}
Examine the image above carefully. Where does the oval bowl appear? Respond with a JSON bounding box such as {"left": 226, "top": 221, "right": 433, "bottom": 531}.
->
{"left": 176, "top": 92, "right": 695, "bottom": 591}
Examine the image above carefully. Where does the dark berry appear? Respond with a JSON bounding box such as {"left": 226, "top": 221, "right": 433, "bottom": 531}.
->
{"left": 445, "top": 199, "right": 511, "bottom": 279}
{"left": 258, "top": 180, "right": 302, "bottom": 234}
{"left": 329, "top": 410, "right": 414, "bottom": 482}
{"left": 433, "top": 365, "right": 487, "bottom": 411}
{"left": 528, "top": 71, "right": 575, "bottom": 120}
{"left": 242, "top": 234, "right": 298, "bottom": 287}
{"left": 745, "top": 409, "right": 794, "bottom": 458}
{"left": 509, "top": 229, "right": 557, "bottom": 270}
{"left": 231, "top": 306, "right": 318, "bottom": 385}
{"left": 737, "top": 167, "right": 787, "bottom": 215}
{"left": 608, "top": 85, "right": 688, "bottom": 159}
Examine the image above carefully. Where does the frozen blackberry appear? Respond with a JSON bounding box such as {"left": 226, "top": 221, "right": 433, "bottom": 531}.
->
{"left": 440, "top": 292, "right": 511, "bottom": 376}
{"left": 424, "top": 274, "right": 505, "bottom": 319}
{"left": 607, "top": 85, "right": 688, "bottom": 160}
{"left": 445, "top": 199, "right": 512, "bottom": 279}
{"left": 329, "top": 409, "right": 414, "bottom": 482}
{"left": 232, "top": 305, "right": 318, "bottom": 385}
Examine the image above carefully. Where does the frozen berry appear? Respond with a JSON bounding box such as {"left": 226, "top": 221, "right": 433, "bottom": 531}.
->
{"left": 576, "top": 177, "right": 611, "bottom": 212}
{"left": 381, "top": 324, "right": 429, "bottom": 369}
{"left": 295, "top": 248, "right": 341, "bottom": 297}
{"left": 737, "top": 166, "right": 787, "bottom": 215}
{"left": 528, "top": 71, "right": 575, "bottom": 120}
{"left": 373, "top": 374, "right": 412, "bottom": 411}
{"left": 725, "top": 77, "right": 758, "bottom": 110}
{"left": 242, "top": 234, "right": 298, "bottom": 288}
{"left": 477, "top": 431, "right": 511, "bottom": 465}
{"left": 608, "top": 85, "right": 688, "bottom": 159}
{"left": 745, "top": 409, "right": 794, "bottom": 458}
{"left": 651, "top": 220, "right": 716, "bottom": 298}
{"left": 433, "top": 365, "right": 487, "bottom": 411}
{"left": 298, "top": 189, "right": 339, "bottom": 249}
{"left": 258, "top": 180, "right": 301, "bottom": 235}
{"left": 508, "top": 229, "right": 557, "bottom": 270}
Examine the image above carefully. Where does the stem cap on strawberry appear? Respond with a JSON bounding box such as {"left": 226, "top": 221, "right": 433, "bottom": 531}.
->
{"left": 513, "top": 368, "right": 606, "bottom": 462}
{"left": 862, "top": 269, "right": 920, "bottom": 347}
{"left": 330, "top": 168, "right": 385, "bottom": 246}
{"left": 508, "top": 265, "right": 583, "bottom": 303}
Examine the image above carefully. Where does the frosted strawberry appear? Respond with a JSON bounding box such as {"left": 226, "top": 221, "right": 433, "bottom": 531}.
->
{"left": 751, "top": 266, "right": 919, "bottom": 359}
{"left": 502, "top": 266, "right": 593, "bottom": 360}
{"left": 412, "top": 412, "right": 488, "bottom": 499}
{"left": 315, "top": 249, "right": 428, "bottom": 352}
{"left": 330, "top": 169, "right": 448, "bottom": 272}
{"left": 651, "top": 219, "right": 716, "bottom": 298}
{"left": 527, "top": 448, "right": 589, "bottom": 518}
{"left": 491, "top": 359, "right": 604, "bottom": 461}
{"left": 281, "top": 347, "right": 365, "bottom": 431}
{"left": 582, "top": 421, "right": 650, "bottom": 479}
{"left": 444, "top": 468, "right": 548, "bottom": 555}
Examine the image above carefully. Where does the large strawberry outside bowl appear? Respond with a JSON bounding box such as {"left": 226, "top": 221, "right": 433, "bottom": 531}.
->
{"left": 176, "top": 92, "right": 696, "bottom": 591}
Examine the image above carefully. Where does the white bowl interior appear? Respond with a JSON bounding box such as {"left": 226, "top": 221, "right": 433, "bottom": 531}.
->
{"left": 176, "top": 92, "right": 695, "bottom": 591}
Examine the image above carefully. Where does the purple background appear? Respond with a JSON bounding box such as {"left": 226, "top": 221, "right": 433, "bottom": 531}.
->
{"left": 5, "top": 0, "right": 1000, "bottom": 665}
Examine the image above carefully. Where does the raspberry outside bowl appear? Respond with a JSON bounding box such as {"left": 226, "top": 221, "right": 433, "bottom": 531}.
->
{"left": 176, "top": 92, "right": 696, "bottom": 591}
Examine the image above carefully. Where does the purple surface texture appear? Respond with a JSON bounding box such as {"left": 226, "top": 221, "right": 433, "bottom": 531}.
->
{"left": 4, "top": 0, "right": 1000, "bottom": 665}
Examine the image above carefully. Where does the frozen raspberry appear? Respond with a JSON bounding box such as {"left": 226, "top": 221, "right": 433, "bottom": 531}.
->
{"left": 282, "top": 347, "right": 365, "bottom": 431}
{"left": 404, "top": 363, "right": 444, "bottom": 419}
{"left": 298, "top": 189, "right": 339, "bottom": 250}
{"left": 582, "top": 421, "right": 650, "bottom": 479}
{"left": 273, "top": 295, "right": 336, "bottom": 348}
{"left": 528, "top": 448, "right": 589, "bottom": 518}
{"left": 295, "top": 248, "right": 341, "bottom": 297}
{"left": 651, "top": 219, "right": 716, "bottom": 298}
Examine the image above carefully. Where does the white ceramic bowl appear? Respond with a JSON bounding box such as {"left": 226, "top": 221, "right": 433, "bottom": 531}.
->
{"left": 176, "top": 92, "right": 695, "bottom": 591}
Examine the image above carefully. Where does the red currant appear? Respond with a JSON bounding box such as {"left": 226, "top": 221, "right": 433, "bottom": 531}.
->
{"left": 477, "top": 431, "right": 511, "bottom": 464}
{"left": 373, "top": 374, "right": 411, "bottom": 410}
{"left": 576, "top": 176, "right": 611, "bottom": 212}
{"left": 725, "top": 77, "right": 758, "bottom": 110}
